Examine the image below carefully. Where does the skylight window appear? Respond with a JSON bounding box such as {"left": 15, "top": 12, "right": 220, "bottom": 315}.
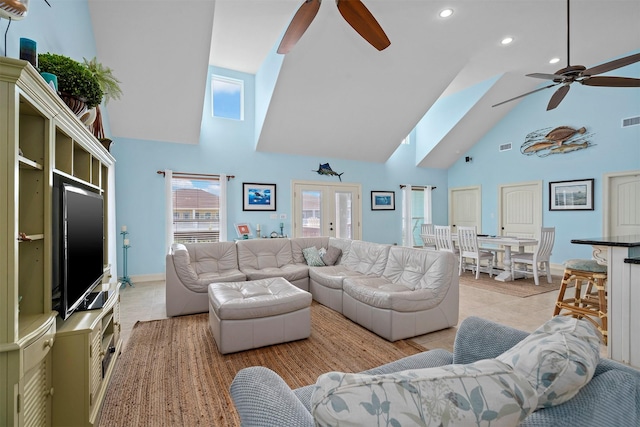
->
{"left": 212, "top": 75, "right": 244, "bottom": 120}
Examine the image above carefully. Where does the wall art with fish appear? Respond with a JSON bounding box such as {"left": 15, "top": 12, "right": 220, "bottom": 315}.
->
{"left": 521, "top": 125, "right": 595, "bottom": 157}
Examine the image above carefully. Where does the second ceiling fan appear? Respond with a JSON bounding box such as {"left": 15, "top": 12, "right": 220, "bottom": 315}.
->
{"left": 277, "top": 0, "right": 390, "bottom": 54}
{"left": 493, "top": 0, "right": 640, "bottom": 111}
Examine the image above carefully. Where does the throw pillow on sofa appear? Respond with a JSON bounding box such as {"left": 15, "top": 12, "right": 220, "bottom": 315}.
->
{"left": 311, "top": 358, "right": 538, "bottom": 427}
{"left": 322, "top": 246, "right": 342, "bottom": 266}
{"left": 497, "top": 315, "right": 601, "bottom": 409}
{"left": 303, "top": 246, "right": 325, "bottom": 267}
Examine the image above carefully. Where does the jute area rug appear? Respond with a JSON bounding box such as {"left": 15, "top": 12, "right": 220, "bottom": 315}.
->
{"left": 98, "top": 302, "right": 426, "bottom": 427}
{"left": 459, "top": 269, "right": 561, "bottom": 298}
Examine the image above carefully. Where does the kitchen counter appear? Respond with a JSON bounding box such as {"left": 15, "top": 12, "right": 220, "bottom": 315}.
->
{"left": 571, "top": 235, "right": 640, "bottom": 368}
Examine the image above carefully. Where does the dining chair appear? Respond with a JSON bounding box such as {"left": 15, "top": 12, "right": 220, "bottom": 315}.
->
{"left": 510, "top": 227, "right": 555, "bottom": 286}
{"left": 420, "top": 223, "right": 437, "bottom": 250}
{"left": 457, "top": 226, "right": 494, "bottom": 279}
{"left": 434, "top": 225, "right": 459, "bottom": 255}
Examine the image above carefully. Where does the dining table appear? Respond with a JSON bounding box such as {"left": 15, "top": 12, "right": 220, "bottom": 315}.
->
{"left": 451, "top": 234, "right": 539, "bottom": 282}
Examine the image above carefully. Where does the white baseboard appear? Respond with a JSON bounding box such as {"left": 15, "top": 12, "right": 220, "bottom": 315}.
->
{"left": 127, "top": 273, "right": 165, "bottom": 284}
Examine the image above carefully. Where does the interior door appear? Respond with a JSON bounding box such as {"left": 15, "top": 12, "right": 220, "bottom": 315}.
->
{"left": 604, "top": 171, "right": 640, "bottom": 236}
{"left": 449, "top": 186, "right": 481, "bottom": 233}
{"left": 292, "top": 181, "right": 361, "bottom": 239}
{"left": 499, "top": 181, "right": 542, "bottom": 238}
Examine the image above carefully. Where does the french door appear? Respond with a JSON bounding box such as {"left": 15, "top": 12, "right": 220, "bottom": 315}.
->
{"left": 292, "top": 181, "right": 361, "bottom": 239}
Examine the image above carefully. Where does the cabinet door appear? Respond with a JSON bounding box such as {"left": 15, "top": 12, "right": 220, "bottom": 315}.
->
{"left": 20, "top": 352, "right": 52, "bottom": 427}
{"left": 89, "top": 326, "right": 102, "bottom": 411}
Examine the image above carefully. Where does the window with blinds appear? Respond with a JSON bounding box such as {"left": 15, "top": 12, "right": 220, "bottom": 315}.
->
{"left": 172, "top": 175, "right": 222, "bottom": 243}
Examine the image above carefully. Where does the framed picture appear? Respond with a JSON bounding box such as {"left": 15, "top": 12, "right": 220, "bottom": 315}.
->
{"left": 371, "top": 191, "right": 395, "bottom": 210}
{"left": 242, "top": 183, "right": 276, "bottom": 211}
{"left": 235, "top": 223, "right": 252, "bottom": 238}
{"left": 549, "top": 179, "right": 594, "bottom": 211}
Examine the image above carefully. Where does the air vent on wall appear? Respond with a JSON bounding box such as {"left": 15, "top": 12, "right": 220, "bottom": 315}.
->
{"left": 499, "top": 142, "right": 512, "bottom": 152}
{"left": 622, "top": 116, "right": 640, "bottom": 128}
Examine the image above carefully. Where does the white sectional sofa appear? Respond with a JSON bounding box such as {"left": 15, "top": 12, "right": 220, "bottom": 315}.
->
{"left": 165, "top": 237, "right": 459, "bottom": 341}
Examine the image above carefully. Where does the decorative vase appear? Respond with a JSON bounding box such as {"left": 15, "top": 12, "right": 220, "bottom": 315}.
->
{"left": 59, "top": 92, "right": 88, "bottom": 117}
{"left": 81, "top": 107, "right": 97, "bottom": 127}
{"left": 99, "top": 138, "right": 113, "bottom": 152}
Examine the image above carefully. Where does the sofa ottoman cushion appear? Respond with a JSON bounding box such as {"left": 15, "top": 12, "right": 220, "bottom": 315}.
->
{"left": 497, "top": 316, "right": 601, "bottom": 409}
{"left": 209, "top": 277, "right": 312, "bottom": 320}
{"left": 311, "top": 358, "right": 538, "bottom": 427}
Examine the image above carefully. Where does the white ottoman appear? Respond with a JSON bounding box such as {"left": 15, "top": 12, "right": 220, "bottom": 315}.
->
{"left": 208, "top": 277, "right": 312, "bottom": 354}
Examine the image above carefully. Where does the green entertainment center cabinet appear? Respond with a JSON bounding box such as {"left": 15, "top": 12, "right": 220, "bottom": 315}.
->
{"left": 0, "top": 57, "right": 121, "bottom": 426}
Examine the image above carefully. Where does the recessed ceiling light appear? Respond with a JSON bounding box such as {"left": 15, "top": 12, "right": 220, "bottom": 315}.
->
{"left": 549, "top": 57, "right": 561, "bottom": 64}
{"left": 501, "top": 37, "right": 513, "bottom": 45}
{"left": 439, "top": 9, "right": 453, "bottom": 18}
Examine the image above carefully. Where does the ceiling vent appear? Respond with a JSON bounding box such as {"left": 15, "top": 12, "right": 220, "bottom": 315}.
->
{"left": 499, "top": 142, "right": 512, "bottom": 152}
{"left": 622, "top": 116, "right": 640, "bottom": 128}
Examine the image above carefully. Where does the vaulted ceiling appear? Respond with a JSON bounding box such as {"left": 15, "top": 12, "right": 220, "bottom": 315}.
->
{"left": 90, "top": 0, "right": 640, "bottom": 168}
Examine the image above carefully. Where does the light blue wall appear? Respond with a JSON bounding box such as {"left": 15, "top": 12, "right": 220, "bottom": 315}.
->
{"left": 113, "top": 66, "right": 449, "bottom": 276}
{"left": 2, "top": 1, "right": 97, "bottom": 60}
{"left": 448, "top": 54, "right": 640, "bottom": 264}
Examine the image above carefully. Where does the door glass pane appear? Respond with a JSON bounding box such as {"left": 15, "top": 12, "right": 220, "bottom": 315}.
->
{"left": 335, "top": 192, "right": 353, "bottom": 239}
{"left": 302, "top": 190, "right": 322, "bottom": 237}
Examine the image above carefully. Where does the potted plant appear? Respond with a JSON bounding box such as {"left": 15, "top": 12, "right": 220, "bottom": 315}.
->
{"left": 82, "top": 56, "right": 122, "bottom": 148}
{"left": 38, "top": 53, "right": 103, "bottom": 116}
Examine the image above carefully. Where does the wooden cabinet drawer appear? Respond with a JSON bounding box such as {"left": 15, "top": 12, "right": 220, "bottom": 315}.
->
{"left": 24, "top": 321, "right": 56, "bottom": 372}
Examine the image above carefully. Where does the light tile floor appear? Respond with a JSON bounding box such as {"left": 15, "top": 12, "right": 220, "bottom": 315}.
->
{"left": 117, "top": 279, "right": 565, "bottom": 353}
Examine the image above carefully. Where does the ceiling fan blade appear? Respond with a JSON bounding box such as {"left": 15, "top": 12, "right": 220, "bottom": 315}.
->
{"left": 277, "top": 0, "right": 322, "bottom": 54}
{"left": 581, "top": 76, "right": 640, "bottom": 87}
{"left": 547, "top": 85, "right": 570, "bottom": 111}
{"left": 583, "top": 52, "right": 640, "bottom": 76}
{"left": 527, "top": 72, "right": 562, "bottom": 81}
{"left": 336, "top": 0, "right": 390, "bottom": 51}
{"left": 491, "top": 84, "right": 557, "bottom": 108}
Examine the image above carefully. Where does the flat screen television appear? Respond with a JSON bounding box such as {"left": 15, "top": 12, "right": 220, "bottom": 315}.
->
{"left": 52, "top": 174, "right": 105, "bottom": 320}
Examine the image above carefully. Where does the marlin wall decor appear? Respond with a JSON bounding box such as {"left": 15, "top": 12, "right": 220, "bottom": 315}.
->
{"left": 313, "top": 163, "right": 344, "bottom": 181}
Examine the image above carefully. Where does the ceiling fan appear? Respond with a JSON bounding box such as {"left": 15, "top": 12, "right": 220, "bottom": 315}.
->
{"left": 277, "top": 0, "right": 390, "bottom": 54}
{"left": 493, "top": 0, "right": 640, "bottom": 111}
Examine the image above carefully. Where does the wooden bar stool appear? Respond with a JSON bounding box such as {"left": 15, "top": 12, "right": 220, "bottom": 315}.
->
{"left": 553, "top": 259, "right": 608, "bottom": 344}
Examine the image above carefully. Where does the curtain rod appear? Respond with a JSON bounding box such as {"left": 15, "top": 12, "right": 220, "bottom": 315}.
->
{"left": 157, "top": 170, "right": 235, "bottom": 180}
{"left": 399, "top": 185, "right": 436, "bottom": 190}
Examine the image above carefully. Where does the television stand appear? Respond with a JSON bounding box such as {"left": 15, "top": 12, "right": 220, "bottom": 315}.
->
{"left": 53, "top": 281, "right": 122, "bottom": 426}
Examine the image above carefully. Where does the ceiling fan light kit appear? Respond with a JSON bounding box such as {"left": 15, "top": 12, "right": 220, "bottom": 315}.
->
{"left": 492, "top": 0, "right": 640, "bottom": 111}
{"left": 278, "top": 0, "right": 390, "bottom": 55}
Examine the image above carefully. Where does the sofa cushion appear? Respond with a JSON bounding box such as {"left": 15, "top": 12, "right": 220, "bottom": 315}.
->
{"left": 342, "top": 277, "right": 450, "bottom": 311}
{"left": 497, "top": 316, "right": 601, "bottom": 409}
{"left": 237, "top": 238, "right": 294, "bottom": 270}
{"left": 241, "top": 263, "right": 310, "bottom": 283}
{"left": 172, "top": 242, "right": 245, "bottom": 292}
{"left": 328, "top": 237, "right": 353, "bottom": 264}
{"left": 308, "top": 265, "right": 370, "bottom": 290}
{"left": 302, "top": 246, "right": 325, "bottom": 267}
{"left": 383, "top": 246, "right": 456, "bottom": 291}
{"left": 340, "top": 240, "right": 390, "bottom": 276}
{"left": 291, "top": 237, "right": 330, "bottom": 264}
{"left": 311, "top": 358, "right": 538, "bottom": 427}
{"left": 322, "top": 246, "right": 342, "bottom": 266}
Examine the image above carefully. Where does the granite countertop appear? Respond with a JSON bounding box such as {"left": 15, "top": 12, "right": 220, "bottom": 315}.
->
{"left": 571, "top": 235, "right": 640, "bottom": 247}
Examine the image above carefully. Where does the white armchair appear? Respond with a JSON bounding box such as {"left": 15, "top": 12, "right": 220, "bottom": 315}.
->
{"left": 420, "top": 223, "right": 437, "bottom": 250}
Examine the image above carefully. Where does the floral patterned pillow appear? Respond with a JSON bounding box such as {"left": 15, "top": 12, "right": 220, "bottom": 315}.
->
{"left": 496, "top": 315, "right": 601, "bottom": 409}
{"left": 311, "top": 358, "right": 537, "bottom": 427}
